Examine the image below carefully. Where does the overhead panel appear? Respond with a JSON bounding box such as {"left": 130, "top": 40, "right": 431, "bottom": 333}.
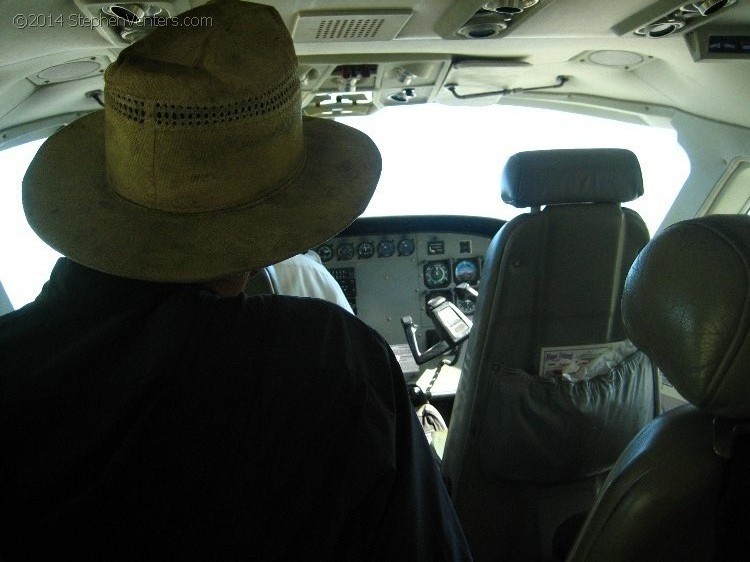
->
{"left": 297, "top": 56, "right": 452, "bottom": 117}
{"left": 685, "top": 25, "right": 750, "bottom": 60}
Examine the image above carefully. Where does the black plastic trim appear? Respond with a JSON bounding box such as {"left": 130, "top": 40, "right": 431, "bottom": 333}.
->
{"left": 336, "top": 215, "right": 504, "bottom": 239}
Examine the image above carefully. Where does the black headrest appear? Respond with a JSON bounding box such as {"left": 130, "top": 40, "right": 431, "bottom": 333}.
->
{"left": 501, "top": 148, "right": 644, "bottom": 208}
{"left": 623, "top": 215, "right": 750, "bottom": 419}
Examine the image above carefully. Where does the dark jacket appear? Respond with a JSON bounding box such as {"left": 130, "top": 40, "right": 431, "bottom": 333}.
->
{"left": 0, "top": 258, "right": 471, "bottom": 561}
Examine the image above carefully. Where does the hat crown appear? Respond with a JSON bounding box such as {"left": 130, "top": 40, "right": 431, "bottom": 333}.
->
{"left": 106, "top": 1, "right": 297, "bottom": 103}
{"left": 103, "top": 0, "right": 305, "bottom": 214}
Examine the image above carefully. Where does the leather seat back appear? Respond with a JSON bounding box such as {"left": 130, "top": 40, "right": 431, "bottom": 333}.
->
{"left": 568, "top": 214, "right": 750, "bottom": 561}
{"left": 442, "top": 149, "right": 660, "bottom": 561}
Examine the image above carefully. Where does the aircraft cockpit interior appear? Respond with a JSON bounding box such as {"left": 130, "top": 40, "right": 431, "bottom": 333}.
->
{"left": 4, "top": 0, "right": 750, "bottom": 560}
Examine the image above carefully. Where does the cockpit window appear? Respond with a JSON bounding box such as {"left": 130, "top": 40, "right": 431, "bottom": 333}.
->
{"left": 339, "top": 104, "right": 690, "bottom": 233}
{"left": 0, "top": 139, "right": 58, "bottom": 309}
{"left": 2, "top": 105, "right": 689, "bottom": 310}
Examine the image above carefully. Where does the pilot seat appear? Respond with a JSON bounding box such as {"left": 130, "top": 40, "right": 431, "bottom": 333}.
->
{"left": 441, "top": 148, "right": 660, "bottom": 561}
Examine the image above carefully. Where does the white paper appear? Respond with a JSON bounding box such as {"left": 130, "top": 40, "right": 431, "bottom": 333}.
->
{"left": 539, "top": 341, "right": 633, "bottom": 381}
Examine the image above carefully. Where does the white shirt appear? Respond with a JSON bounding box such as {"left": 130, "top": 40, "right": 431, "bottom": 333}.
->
{"left": 273, "top": 251, "right": 353, "bottom": 313}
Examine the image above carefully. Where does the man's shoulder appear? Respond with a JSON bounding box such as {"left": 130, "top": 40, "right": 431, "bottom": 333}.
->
{"left": 189, "top": 292, "right": 395, "bottom": 375}
{"left": 255, "top": 294, "right": 388, "bottom": 354}
{"left": 259, "top": 294, "right": 361, "bottom": 328}
{"left": 213, "top": 292, "right": 362, "bottom": 331}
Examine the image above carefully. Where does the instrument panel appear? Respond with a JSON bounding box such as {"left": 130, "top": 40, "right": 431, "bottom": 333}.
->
{"left": 316, "top": 216, "right": 502, "bottom": 375}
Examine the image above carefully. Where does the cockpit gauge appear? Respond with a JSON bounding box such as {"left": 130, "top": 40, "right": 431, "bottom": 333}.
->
{"left": 336, "top": 242, "right": 355, "bottom": 261}
{"left": 454, "top": 259, "right": 479, "bottom": 284}
{"left": 357, "top": 241, "right": 375, "bottom": 259}
{"left": 377, "top": 240, "right": 395, "bottom": 258}
{"left": 317, "top": 244, "right": 333, "bottom": 262}
{"left": 397, "top": 238, "right": 415, "bottom": 257}
{"left": 424, "top": 260, "right": 451, "bottom": 289}
{"left": 456, "top": 296, "right": 476, "bottom": 316}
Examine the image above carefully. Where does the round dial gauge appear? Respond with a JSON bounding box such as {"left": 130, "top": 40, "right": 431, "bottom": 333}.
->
{"left": 336, "top": 242, "right": 355, "bottom": 261}
{"left": 377, "top": 240, "right": 395, "bottom": 258}
{"left": 454, "top": 259, "right": 479, "bottom": 283}
{"left": 456, "top": 297, "right": 476, "bottom": 316}
{"left": 397, "top": 238, "right": 415, "bottom": 256}
{"left": 424, "top": 260, "right": 451, "bottom": 289}
{"left": 317, "top": 244, "right": 333, "bottom": 262}
{"left": 357, "top": 241, "right": 375, "bottom": 259}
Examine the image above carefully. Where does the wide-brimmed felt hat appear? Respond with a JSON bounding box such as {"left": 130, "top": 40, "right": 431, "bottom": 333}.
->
{"left": 22, "top": 0, "right": 381, "bottom": 282}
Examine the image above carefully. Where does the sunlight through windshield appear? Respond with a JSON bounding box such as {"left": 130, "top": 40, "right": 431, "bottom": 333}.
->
{"left": 1, "top": 105, "right": 689, "bottom": 309}
{"left": 339, "top": 104, "right": 689, "bottom": 232}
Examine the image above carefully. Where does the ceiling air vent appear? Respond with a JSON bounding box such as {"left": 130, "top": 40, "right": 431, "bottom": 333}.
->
{"left": 74, "top": 2, "right": 178, "bottom": 46}
{"left": 292, "top": 10, "right": 412, "bottom": 43}
{"left": 435, "top": 0, "right": 549, "bottom": 41}
{"left": 614, "top": 0, "right": 738, "bottom": 39}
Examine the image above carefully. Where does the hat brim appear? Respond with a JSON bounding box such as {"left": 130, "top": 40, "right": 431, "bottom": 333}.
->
{"left": 22, "top": 111, "right": 381, "bottom": 282}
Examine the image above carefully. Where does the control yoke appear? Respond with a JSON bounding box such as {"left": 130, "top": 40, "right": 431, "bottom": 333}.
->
{"left": 455, "top": 282, "right": 478, "bottom": 300}
{"left": 401, "top": 295, "right": 473, "bottom": 365}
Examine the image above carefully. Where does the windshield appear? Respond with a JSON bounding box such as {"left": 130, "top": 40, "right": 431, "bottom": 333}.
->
{"left": 340, "top": 104, "right": 689, "bottom": 231}
{"left": 0, "top": 138, "right": 54, "bottom": 309}
{"left": 1, "top": 104, "right": 689, "bottom": 309}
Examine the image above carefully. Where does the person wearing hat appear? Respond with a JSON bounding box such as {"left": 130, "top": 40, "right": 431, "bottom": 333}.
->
{"left": 0, "top": 1, "right": 472, "bottom": 560}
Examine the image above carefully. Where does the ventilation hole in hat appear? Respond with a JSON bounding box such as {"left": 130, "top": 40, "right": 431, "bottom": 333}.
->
{"left": 108, "top": 72, "right": 298, "bottom": 128}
